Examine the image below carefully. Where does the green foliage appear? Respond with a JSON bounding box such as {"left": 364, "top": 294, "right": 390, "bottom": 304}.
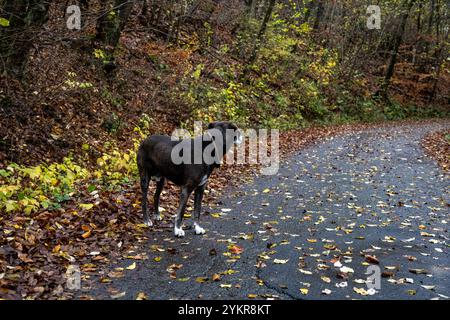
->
{"left": 179, "top": 3, "right": 341, "bottom": 129}
{"left": 175, "top": 1, "right": 448, "bottom": 130}
{"left": 102, "top": 112, "right": 122, "bottom": 134}
{"left": 0, "top": 158, "right": 89, "bottom": 214}
{"left": 64, "top": 72, "right": 93, "bottom": 89}
{"left": 102, "top": 88, "right": 125, "bottom": 109}
{"left": 0, "top": 17, "right": 10, "bottom": 27}
{"left": 0, "top": 123, "right": 146, "bottom": 215}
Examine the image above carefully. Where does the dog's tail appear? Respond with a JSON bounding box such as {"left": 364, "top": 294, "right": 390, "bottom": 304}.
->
{"left": 137, "top": 142, "right": 148, "bottom": 179}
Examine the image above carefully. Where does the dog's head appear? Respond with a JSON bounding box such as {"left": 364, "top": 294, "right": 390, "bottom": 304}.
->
{"left": 207, "top": 121, "right": 243, "bottom": 145}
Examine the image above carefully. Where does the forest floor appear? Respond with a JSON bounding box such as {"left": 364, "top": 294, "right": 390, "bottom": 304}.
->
{"left": 75, "top": 120, "right": 450, "bottom": 300}
{"left": 1, "top": 118, "right": 449, "bottom": 300}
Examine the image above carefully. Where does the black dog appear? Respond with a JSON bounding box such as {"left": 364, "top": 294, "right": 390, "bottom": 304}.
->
{"left": 137, "top": 121, "right": 242, "bottom": 237}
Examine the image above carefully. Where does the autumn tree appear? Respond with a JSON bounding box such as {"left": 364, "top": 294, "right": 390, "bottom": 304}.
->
{"left": 0, "top": 0, "right": 50, "bottom": 78}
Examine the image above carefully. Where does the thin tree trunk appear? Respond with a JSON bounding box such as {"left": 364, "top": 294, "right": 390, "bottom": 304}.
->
{"left": 245, "top": 0, "right": 257, "bottom": 19}
{"left": 429, "top": 27, "right": 449, "bottom": 102}
{"left": 378, "top": 0, "right": 416, "bottom": 99}
{"left": 243, "top": 0, "right": 276, "bottom": 78}
{"left": 96, "top": 0, "right": 133, "bottom": 49}
{"left": 428, "top": 0, "right": 435, "bottom": 34}
{"left": 0, "top": 0, "right": 50, "bottom": 78}
{"left": 313, "top": 0, "right": 325, "bottom": 30}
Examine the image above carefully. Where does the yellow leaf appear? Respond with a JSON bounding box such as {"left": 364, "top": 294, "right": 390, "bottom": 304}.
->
{"left": 300, "top": 288, "right": 309, "bottom": 295}
{"left": 81, "top": 230, "right": 91, "bottom": 239}
{"left": 248, "top": 294, "right": 258, "bottom": 298}
{"left": 0, "top": 17, "right": 10, "bottom": 27}
{"left": 262, "top": 188, "right": 270, "bottom": 193}
{"left": 178, "top": 277, "right": 190, "bottom": 282}
{"left": 223, "top": 269, "right": 237, "bottom": 275}
{"left": 136, "top": 292, "right": 148, "bottom": 300}
{"left": 196, "top": 277, "right": 208, "bottom": 283}
{"left": 126, "top": 262, "right": 136, "bottom": 270}
{"left": 79, "top": 203, "right": 94, "bottom": 210}
{"left": 353, "top": 287, "right": 369, "bottom": 296}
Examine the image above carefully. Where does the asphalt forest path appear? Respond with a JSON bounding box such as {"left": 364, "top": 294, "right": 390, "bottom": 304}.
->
{"left": 86, "top": 121, "right": 450, "bottom": 300}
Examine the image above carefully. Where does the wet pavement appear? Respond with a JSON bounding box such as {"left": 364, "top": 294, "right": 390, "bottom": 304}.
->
{"left": 84, "top": 121, "right": 450, "bottom": 300}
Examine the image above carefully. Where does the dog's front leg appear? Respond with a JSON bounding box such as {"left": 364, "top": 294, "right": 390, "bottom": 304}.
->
{"left": 153, "top": 177, "right": 165, "bottom": 221}
{"left": 193, "top": 184, "right": 206, "bottom": 235}
{"left": 174, "top": 186, "right": 193, "bottom": 237}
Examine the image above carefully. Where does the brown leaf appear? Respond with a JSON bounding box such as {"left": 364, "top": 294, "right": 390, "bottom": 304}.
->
{"left": 365, "top": 255, "right": 379, "bottom": 264}
{"left": 229, "top": 245, "right": 243, "bottom": 254}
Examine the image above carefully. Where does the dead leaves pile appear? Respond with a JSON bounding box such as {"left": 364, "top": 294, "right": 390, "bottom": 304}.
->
{"left": 421, "top": 129, "right": 450, "bottom": 171}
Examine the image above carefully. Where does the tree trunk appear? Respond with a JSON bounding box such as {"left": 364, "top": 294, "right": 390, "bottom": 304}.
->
{"left": 313, "top": 0, "right": 325, "bottom": 30}
{"left": 429, "top": 27, "right": 449, "bottom": 102}
{"left": 378, "top": 0, "right": 416, "bottom": 99}
{"left": 427, "top": 0, "right": 435, "bottom": 34}
{"left": 96, "top": 0, "right": 133, "bottom": 50}
{"left": 245, "top": 0, "right": 257, "bottom": 19}
{"left": 0, "top": 0, "right": 50, "bottom": 78}
{"left": 243, "top": 0, "right": 276, "bottom": 77}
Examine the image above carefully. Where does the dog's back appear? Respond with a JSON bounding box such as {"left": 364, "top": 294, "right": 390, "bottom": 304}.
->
{"left": 137, "top": 135, "right": 186, "bottom": 185}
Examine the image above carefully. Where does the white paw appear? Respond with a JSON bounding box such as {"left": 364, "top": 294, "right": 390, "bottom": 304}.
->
{"left": 174, "top": 226, "right": 185, "bottom": 237}
{"left": 144, "top": 219, "right": 153, "bottom": 227}
{"left": 154, "top": 214, "right": 162, "bottom": 221}
{"left": 194, "top": 223, "right": 206, "bottom": 235}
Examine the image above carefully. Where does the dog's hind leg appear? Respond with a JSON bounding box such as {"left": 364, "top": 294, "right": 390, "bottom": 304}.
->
{"left": 153, "top": 177, "right": 165, "bottom": 222}
{"left": 193, "top": 184, "right": 206, "bottom": 235}
{"left": 140, "top": 173, "right": 152, "bottom": 226}
{"left": 137, "top": 148, "right": 152, "bottom": 226}
{"left": 174, "top": 186, "right": 194, "bottom": 237}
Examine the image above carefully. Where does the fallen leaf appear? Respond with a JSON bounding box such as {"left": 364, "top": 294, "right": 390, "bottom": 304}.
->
{"left": 110, "top": 291, "right": 126, "bottom": 299}
{"left": 409, "top": 268, "right": 429, "bottom": 275}
{"left": 196, "top": 277, "right": 209, "bottom": 283}
{"left": 365, "top": 255, "right": 379, "bottom": 264}
{"left": 421, "top": 285, "right": 435, "bottom": 290}
{"left": 126, "top": 262, "right": 136, "bottom": 270}
{"left": 322, "top": 289, "right": 332, "bottom": 295}
{"left": 79, "top": 203, "right": 94, "bottom": 210}
{"left": 229, "top": 245, "right": 244, "bottom": 254}
{"left": 274, "top": 259, "right": 289, "bottom": 264}
{"left": 300, "top": 288, "right": 309, "bottom": 295}
{"left": 353, "top": 287, "right": 369, "bottom": 296}
{"left": 136, "top": 292, "right": 148, "bottom": 300}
